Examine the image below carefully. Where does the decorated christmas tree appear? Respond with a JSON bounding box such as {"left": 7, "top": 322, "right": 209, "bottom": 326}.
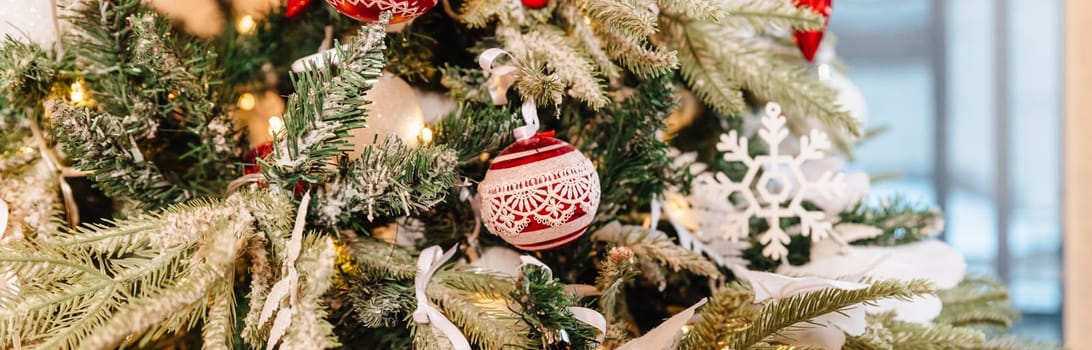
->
{"left": 0, "top": 0, "right": 1052, "bottom": 349}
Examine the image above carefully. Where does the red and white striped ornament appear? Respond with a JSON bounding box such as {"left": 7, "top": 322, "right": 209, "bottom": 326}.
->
{"left": 324, "top": 0, "right": 438, "bottom": 23}
{"left": 478, "top": 131, "right": 600, "bottom": 251}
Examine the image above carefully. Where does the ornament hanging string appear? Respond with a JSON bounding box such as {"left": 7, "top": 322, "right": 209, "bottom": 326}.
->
{"left": 413, "top": 245, "right": 472, "bottom": 350}
{"left": 477, "top": 48, "right": 539, "bottom": 141}
{"left": 27, "top": 117, "right": 89, "bottom": 228}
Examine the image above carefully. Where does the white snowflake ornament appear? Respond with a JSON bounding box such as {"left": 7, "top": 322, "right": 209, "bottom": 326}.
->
{"left": 705, "top": 102, "right": 846, "bottom": 260}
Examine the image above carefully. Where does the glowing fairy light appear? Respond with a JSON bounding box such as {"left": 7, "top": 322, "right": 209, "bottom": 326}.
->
{"left": 236, "top": 15, "right": 256, "bottom": 34}
{"left": 69, "top": 80, "right": 86, "bottom": 103}
{"left": 237, "top": 92, "right": 257, "bottom": 111}
{"left": 268, "top": 116, "right": 284, "bottom": 137}
{"left": 419, "top": 126, "right": 433, "bottom": 144}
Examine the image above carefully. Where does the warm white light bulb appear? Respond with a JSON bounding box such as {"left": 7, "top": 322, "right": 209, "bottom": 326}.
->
{"left": 268, "top": 116, "right": 284, "bottom": 137}
{"left": 420, "top": 126, "right": 433, "bottom": 144}
{"left": 69, "top": 81, "right": 86, "bottom": 103}
{"left": 237, "top": 92, "right": 257, "bottom": 111}
{"left": 237, "top": 15, "right": 256, "bottom": 34}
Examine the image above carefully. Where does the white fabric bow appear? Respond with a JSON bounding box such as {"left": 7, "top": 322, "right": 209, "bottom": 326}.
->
{"left": 617, "top": 298, "right": 707, "bottom": 350}
{"left": 413, "top": 245, "right": 471, "bottom": 350}
{"left": 518, "top": 256, "right": 607, "bottom": 344}
{"left": 478, "top": 48, "right": 540, "bottom": 141}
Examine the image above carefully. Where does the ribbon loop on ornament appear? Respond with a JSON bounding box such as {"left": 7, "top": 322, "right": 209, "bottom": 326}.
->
{"left": 518, "top": 255, "right": 607, "bottom": 343}
{"left": 413, "top": 245, "right": 471, "bottom": 350}
{"left": 477, "top": 49, "right": 541, "bottom": 141}
{"left": 478, "top": 48, "right": 519, "bottom": 106}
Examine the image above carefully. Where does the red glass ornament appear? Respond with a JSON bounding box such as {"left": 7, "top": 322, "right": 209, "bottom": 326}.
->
{"left": 521, "top": 0, "right": 549, "bottom": 9}
{"left": 244, "top": 142, "right": 306, "bottom": 195}
{"left": 286, "top": 0, "right": 315, "bottom": 18}
{"left": 792, "top": 0, "right": 832, "bottom": 62}
{"left": 478, "top": 131, "right": 601, "bottom": 251}
{"left": 324, "top": 0, "right": 439, "bottom": 23}
{"left": 245, "top": 141, "right": 274, "bottom": 175}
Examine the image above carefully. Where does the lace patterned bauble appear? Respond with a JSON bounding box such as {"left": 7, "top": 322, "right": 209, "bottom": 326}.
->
{"left": 324, "top": 0, "right": 439, "bottom": 23}
{"left": 478, "top": 132, "right": 600, "bottom": 251}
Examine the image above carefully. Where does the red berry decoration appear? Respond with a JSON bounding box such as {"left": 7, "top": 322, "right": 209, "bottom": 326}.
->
{"left": 285, "top": 0, "right": 315, "bottom": 19}
{"left": 324, "top": 0, "right": 439, "bottom": 23}
{"left": 792, "top": 0, "right": 832, "bottom": 62}
{"left": 521, "top": 0, "right": 549, "bottom": 9}
{"left": 478, "top": 131, "right": 601, "bottom": 251}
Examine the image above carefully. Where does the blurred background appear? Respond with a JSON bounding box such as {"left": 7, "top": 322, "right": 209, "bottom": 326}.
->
{"left": 831, "top": 0, "right": 1062, "bottom": 342}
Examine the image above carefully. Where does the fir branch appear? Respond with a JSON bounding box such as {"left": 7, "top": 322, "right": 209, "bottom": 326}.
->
{"left": 655, "top": 0, "right": 725, "bottom": 21}
{"left": 261, "top": 17, "right": 388, "bottom": 188}
{"left": 513, "top": 264, "right": 600, "bottom": 350}
{"left": 664, "top": 17, "right": 747, "bottom": 116}
{"left": 680, "top": 279, "right": 934, "bottom": 349}
{"left": 0, "top": 37, "right": 62, "bottom": 107}
{"left": 593, "top": 223, "right": 719, "bottom": 279}
{"left": 47, "top": 100, "right": 193, "bottom": 210}
{"left": 885, "top": 319, "right": 986, "bottom": 349}
{"left": 569, "top": 74, "right": 676, "bottom": 219}
{"left": 679, "top": 283, "right": 753, "bottom": 350}
{"left": 344, "top": 237, "right": 418, "bottom": 281}
{"left": 663, "top": 17, "right": 860, "bottom": 135}
{"left": 581, "top": 0, "right": 656, "bottom": 39}
{"left": 432, "top": 102, "right": 517, "bottom": 164}
{"left": 501, "top": 26, "right": 610, "bottom": 109}
{"left": 66, "top": 0, "right": 240, "bottom": 204}
{"left": 560, "top": 5, "right": 622, "bottom": 83}
{"left": 719, "top": 0, "right": 826, "bottom": 32}
{"left": 431, "top": 270, "right": 530, "bottom": 350}
{"left": 0, "top": 193, "right": 261, "bottom": 349}
{"left": 598, "top": 28, "right": 678, "bottom": 79}
{"left": 841, "top": 196, "right": 945, "bottom": 246}
{"left": 314, "top": 136, "right": 458, "bottom": 228}
{"left": 460, "top": 0, "right": 510, "bottom": 28}
{"left": 347, "top": 279, "right": 415, "bottom": 328}
{"left": 935, "top": 278, "right": 1019, "bottom": 329}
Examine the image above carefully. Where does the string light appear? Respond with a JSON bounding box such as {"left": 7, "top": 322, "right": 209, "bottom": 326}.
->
{"left": 268, "top": 116, "right": 284, "bottom": 137}
{"left": 237, "top": 92, "right": 257, "bottom": 111}
{"left": 69, "top": 80, "right": 86, "bottom": 103}
{"left": 419, "top": 126, "right": 433, "bottom": 144}
{"left": 236, "top": 15, "right": 257, "bottom": 34}
{"left": 479, "top": 152, "right": 490, "bottom": 162}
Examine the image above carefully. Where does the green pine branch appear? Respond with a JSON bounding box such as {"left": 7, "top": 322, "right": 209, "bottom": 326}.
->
{"left": 0, "top": 193, "right": 266, "bottom": 349}
{"left": 314, "top": 136, "right": 458, "bottom": 229}
{"left": 841, "top": 196, "right": 946, "bottom": 246}
{"left": 260, "top": 15, "right": 388, "bottom": 188}
{"left": 514, "top": 264, "right": 600, "bottom": 350}
{"left": 47, "top": 100, "right": 194, "bottom": 210}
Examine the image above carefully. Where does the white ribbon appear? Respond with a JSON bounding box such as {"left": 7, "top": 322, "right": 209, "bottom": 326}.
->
{"left": 477, "top": 48, "right": 540, "bottom": 141}
{"left": 617, "top": 298, "right": 707, "bottom": 350}
{"left": 259, "top": 191, "right": 312, "bottom": 350}
{"left": 478, "top": 48, "right": 518, "bottom": 106}
{"left": 518, "top": 256, "right": 607, "bottom": 344}
{"left": 413, "top": 245, "right": 471, "bottom": 350}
